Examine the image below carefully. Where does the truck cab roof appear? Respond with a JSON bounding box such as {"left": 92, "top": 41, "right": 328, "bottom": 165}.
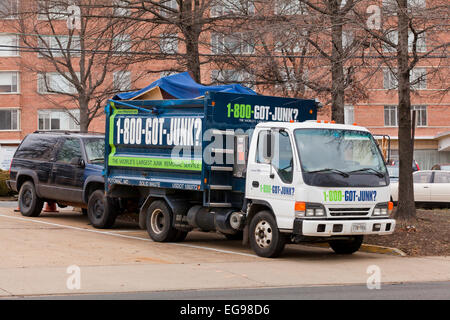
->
{"left": 255, "top": 121, "right": 370, "bottom": 133}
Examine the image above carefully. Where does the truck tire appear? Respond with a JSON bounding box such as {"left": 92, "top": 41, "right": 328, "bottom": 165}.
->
{"left": 18, "top": 181, "right": 44, "bottom": 217}
{"left": 87, "top": 190, "right": 118, "bottom": 229}
{"left": 249, "top": 211, "right": 286, "bottom": 258}
{"left": 146, "top": 200, "right": 179, "bottom": 242}
{"left": 329, "top": 236, "right": 364, "bottom": 254}
{"left": 173, "top": 230, "right": 188, "bottom": 242}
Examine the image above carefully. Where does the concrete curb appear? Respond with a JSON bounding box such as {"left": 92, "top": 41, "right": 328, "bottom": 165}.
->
{"left": 308, "top": 242, "right": 407, "bottom": 257}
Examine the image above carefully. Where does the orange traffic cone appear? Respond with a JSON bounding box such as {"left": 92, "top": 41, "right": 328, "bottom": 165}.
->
{"left": 14, "top": 204, "right": 20, "bottom": 212}
{"left": 43, "top": 202, "right": 59, "bottom": 213}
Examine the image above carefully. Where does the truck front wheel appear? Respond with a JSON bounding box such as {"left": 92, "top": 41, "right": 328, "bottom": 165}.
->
{"left": 249, "top": 211, "right": 286, "bottom": 258}
{"left": 87, "top": 190, "right": 118, "bottom": 229}
{"left": 146, "top": 200, "right": 179, "bottom": 242}
{"left": 329, "top": 236, "right": 364, "bottom": 254}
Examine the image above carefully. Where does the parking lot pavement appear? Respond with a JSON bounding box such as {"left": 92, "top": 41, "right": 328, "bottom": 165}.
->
{"left": 0, "top": 205, "right": 449, "bottom": 298}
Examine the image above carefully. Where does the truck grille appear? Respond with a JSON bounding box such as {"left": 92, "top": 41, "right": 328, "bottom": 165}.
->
{"left": 328, "top": 207, "right": 370, "bottom": 216}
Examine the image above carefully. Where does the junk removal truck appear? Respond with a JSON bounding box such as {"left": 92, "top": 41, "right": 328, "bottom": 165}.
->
{"left": 95, "top": 74, "right": 395, "bottom": 258}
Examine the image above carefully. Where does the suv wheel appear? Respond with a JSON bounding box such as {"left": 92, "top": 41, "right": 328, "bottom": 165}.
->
{"left": 249, "top": 211, "right": 286, "bottom": 258}
{"left": 18, "top": 181, "right": 44, "bottom": 217}
{"left": 87, "top": 190, "right": 118, "bottom": 228}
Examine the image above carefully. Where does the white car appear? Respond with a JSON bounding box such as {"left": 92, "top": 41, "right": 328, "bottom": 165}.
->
{"left": 390, "top": 170, "right": 450, "bottom": 204}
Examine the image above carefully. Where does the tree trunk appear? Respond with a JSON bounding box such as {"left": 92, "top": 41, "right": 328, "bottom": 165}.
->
{"left": 330, "top": 8, "right": 345, "bottom": 124}
{"left": 79, "top": 98, "right": 90, "bottom": 133}
{"left": 180, "top": 0, "right": 201, "bottom": 83}
{"left": 184, "top": 32, "right": 201, "bottom": 83}
{"left": 394, "top": 0, "right": 416, "bottom": 223}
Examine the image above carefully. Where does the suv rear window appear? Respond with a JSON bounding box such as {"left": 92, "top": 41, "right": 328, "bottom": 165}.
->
{"left": 15, "top": 135, "right": 59, "bottom": 160}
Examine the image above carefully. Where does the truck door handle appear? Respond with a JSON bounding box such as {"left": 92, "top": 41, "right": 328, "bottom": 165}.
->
{"left": 252, "top": 181, "right": 259, "bottom": 188}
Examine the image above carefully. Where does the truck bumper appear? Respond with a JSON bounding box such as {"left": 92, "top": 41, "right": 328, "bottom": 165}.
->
{"left": 293, "top": 218, "right": 396, "bottom": 237}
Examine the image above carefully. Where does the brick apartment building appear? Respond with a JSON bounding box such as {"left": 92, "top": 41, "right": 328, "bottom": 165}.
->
{"left": 0, "top": 0, "right": 449, "bottom": 170}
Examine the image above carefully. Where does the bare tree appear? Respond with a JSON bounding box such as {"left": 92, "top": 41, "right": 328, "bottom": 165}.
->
{"left": 109, "top": 0, "right": 257, "bottom": 83}
{"left": 352, "top": 0, "right": 450, "bottom": 223}
{"left": 11, "top": 0, "right": 147, "bottom": 132}
{"left": 209, "top": 0, "right": 374, "bottom": 122}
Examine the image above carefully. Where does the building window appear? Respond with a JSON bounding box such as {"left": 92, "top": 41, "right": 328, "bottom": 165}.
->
{"left": 412, "top": 105, "right": 427, "bottom": 126}
{"left": 384, "top": 105, "right": 397, "bottom": 127}
{"left": 344, "top": 105, "right": 354, "bottom": 125}
{"left": 383, "top": 68, "right": 397, "bottom": 89}
{"left": 0, "top": 71, "right": 19, "bottom": 93}
{"left": 0, "top": 0, "right": 19, "bottom": 19}
{"left": 37, "top": 0, "right": 67, "bottom": 20}
{"left": 211, "top": 32, "right": 254, "bottom": 55}
{"left": 274, "top": 29, "right": 307, "bottom": 53}
{"left": 38, "top": 109, "right": 80, "bottom": 131}
{"left": 342, "top": 30, "right": 354, "bottom": 49}
{"left": 38, "top": 35, "right": 81, "bottom": 57}
{"left": 410, "top": 68, "right": 427, "bottom": 90}
{"left": 113, "top": 71, "right": 131, "bottom": 92}
{"left": 0, "top": 34, "right": 19, "bottom": 56}
{"left": 274, "top": 68, "right": 308, "bottom": 92}
{"left": 383, "top": 68, "right": 426, "bottom": 90}
{"left": 113, "top": 0, "right": 130, "bottom": 16}
{"left": 0, "top": 108, "right": 19, "bottom": 130}
{"left": 113, "top": 34, "right": 131, "bottom": 54}
{"left": 160, "top": 71, "right": 177, "bottom": 78}
{"left": 383, "top": 0, "right": 426, "bottom": 11}
{"left": 274, "top": 0, "right": 308, "bottom": 15}
{"left": 384, "top": 105, "right": 426, "bottom": 127}
{"left": 382, "top": 30, "right": 426, "bottom": 53}
{"left": 160, "top": 34, "right": 178, "bottom": 54}
{"left": 211, "top": 69, "right": 255, "bottom": 88}
{"left": 38, "top": 72, "right": 78, "bottom": 94}
{"left": 211, "top": 0, "right": 255, "bottom": 17}
{"left": 160, "top": 0, "right": 178, "bottom": 17}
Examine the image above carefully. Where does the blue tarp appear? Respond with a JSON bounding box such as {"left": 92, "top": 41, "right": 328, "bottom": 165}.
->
{"left": 113, "top": 72, "right": 257, "bottom": 100}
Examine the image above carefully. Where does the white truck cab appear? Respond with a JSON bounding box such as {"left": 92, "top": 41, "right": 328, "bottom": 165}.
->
{"left": 244, "top": 121, "right": 396, "bottom": 257}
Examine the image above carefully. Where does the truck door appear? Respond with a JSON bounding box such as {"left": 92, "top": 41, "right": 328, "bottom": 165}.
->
{"left": 246, "top": 129, "right": 297, "bottom": 230}
{"left": 51, "top": 138, "right": 84, "bottom": 203}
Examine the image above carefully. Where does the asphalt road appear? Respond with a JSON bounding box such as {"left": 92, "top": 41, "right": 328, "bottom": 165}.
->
{"left": 14, "top": 281, "right": 450, "bottom": 300}
{"left": 0, "top": 202, "right": 449, "bottom": 299}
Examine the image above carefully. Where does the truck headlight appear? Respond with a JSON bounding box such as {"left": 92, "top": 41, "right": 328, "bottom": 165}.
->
{"left": 373, "top": 203, "right": 392, "bottom": 216}
{"left": 295, "top": 202, "right": 326, "bottom": 218}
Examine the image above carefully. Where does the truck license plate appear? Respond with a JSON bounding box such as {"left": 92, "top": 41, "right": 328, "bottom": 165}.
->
{"left": 352, "top": 223, "right": 366, "bottom": 233}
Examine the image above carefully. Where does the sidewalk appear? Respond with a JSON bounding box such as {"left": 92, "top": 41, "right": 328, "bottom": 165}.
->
{"left": 1, "top": 255, "right": 449, "bottom": 297}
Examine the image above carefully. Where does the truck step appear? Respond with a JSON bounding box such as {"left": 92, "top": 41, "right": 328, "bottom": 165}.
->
{"left": 211, "top": 130, "right": 234, "bottom": 136}
{"left": 210, "top": 166, "right": 233, "bottom": 172}
{"left": 209, "top": 185, "right": 233, "bottom": 190}
{"left": 205, "top": 202, "right": 233, "bottom": 208}
{"left": 211, "top": 148, "right": 234, "bottom": 154}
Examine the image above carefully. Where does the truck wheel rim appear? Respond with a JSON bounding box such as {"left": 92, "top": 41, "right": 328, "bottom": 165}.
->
{"left": 93, "top": 199, "right": 104, "bottom": 219}
{"left": 151, "top": 209, "right": 165, "bottom": 234}
{"left": 255, "top": 220, "right": 272, "bottom": 248}
{"left": 21, "top": 189, "right": 32, "bottom": 209}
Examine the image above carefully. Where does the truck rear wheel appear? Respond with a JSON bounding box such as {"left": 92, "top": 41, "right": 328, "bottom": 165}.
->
{"left": 329, "top": 236, "right": 364, "bottom": 254}
{"left": 249, "top": 211, "right": 286, "bottom": 258}
{"left": 146, "top": 200, "right": 179, "bottom": 242}
{"left": 87, "top": 190, "right": 118, "bottom": 229}
{"left": 18, "top": 181, "right": 44, "bottom": 217}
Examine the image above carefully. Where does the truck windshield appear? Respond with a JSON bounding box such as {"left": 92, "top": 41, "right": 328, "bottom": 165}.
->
{"left": 294, "top": 129, "right": 388, "bottom": 187}
{"left": 84, "top": 138, "right": 105, "bottom": 163}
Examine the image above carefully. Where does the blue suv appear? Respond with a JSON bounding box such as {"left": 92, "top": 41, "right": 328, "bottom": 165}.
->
{"left": 7, "top": 132, "right": 117, "bottom": 227}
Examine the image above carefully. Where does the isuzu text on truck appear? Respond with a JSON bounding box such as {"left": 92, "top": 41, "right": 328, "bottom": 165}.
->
{"left": 96, "top": 91, "right": 395, "bottom": 258}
